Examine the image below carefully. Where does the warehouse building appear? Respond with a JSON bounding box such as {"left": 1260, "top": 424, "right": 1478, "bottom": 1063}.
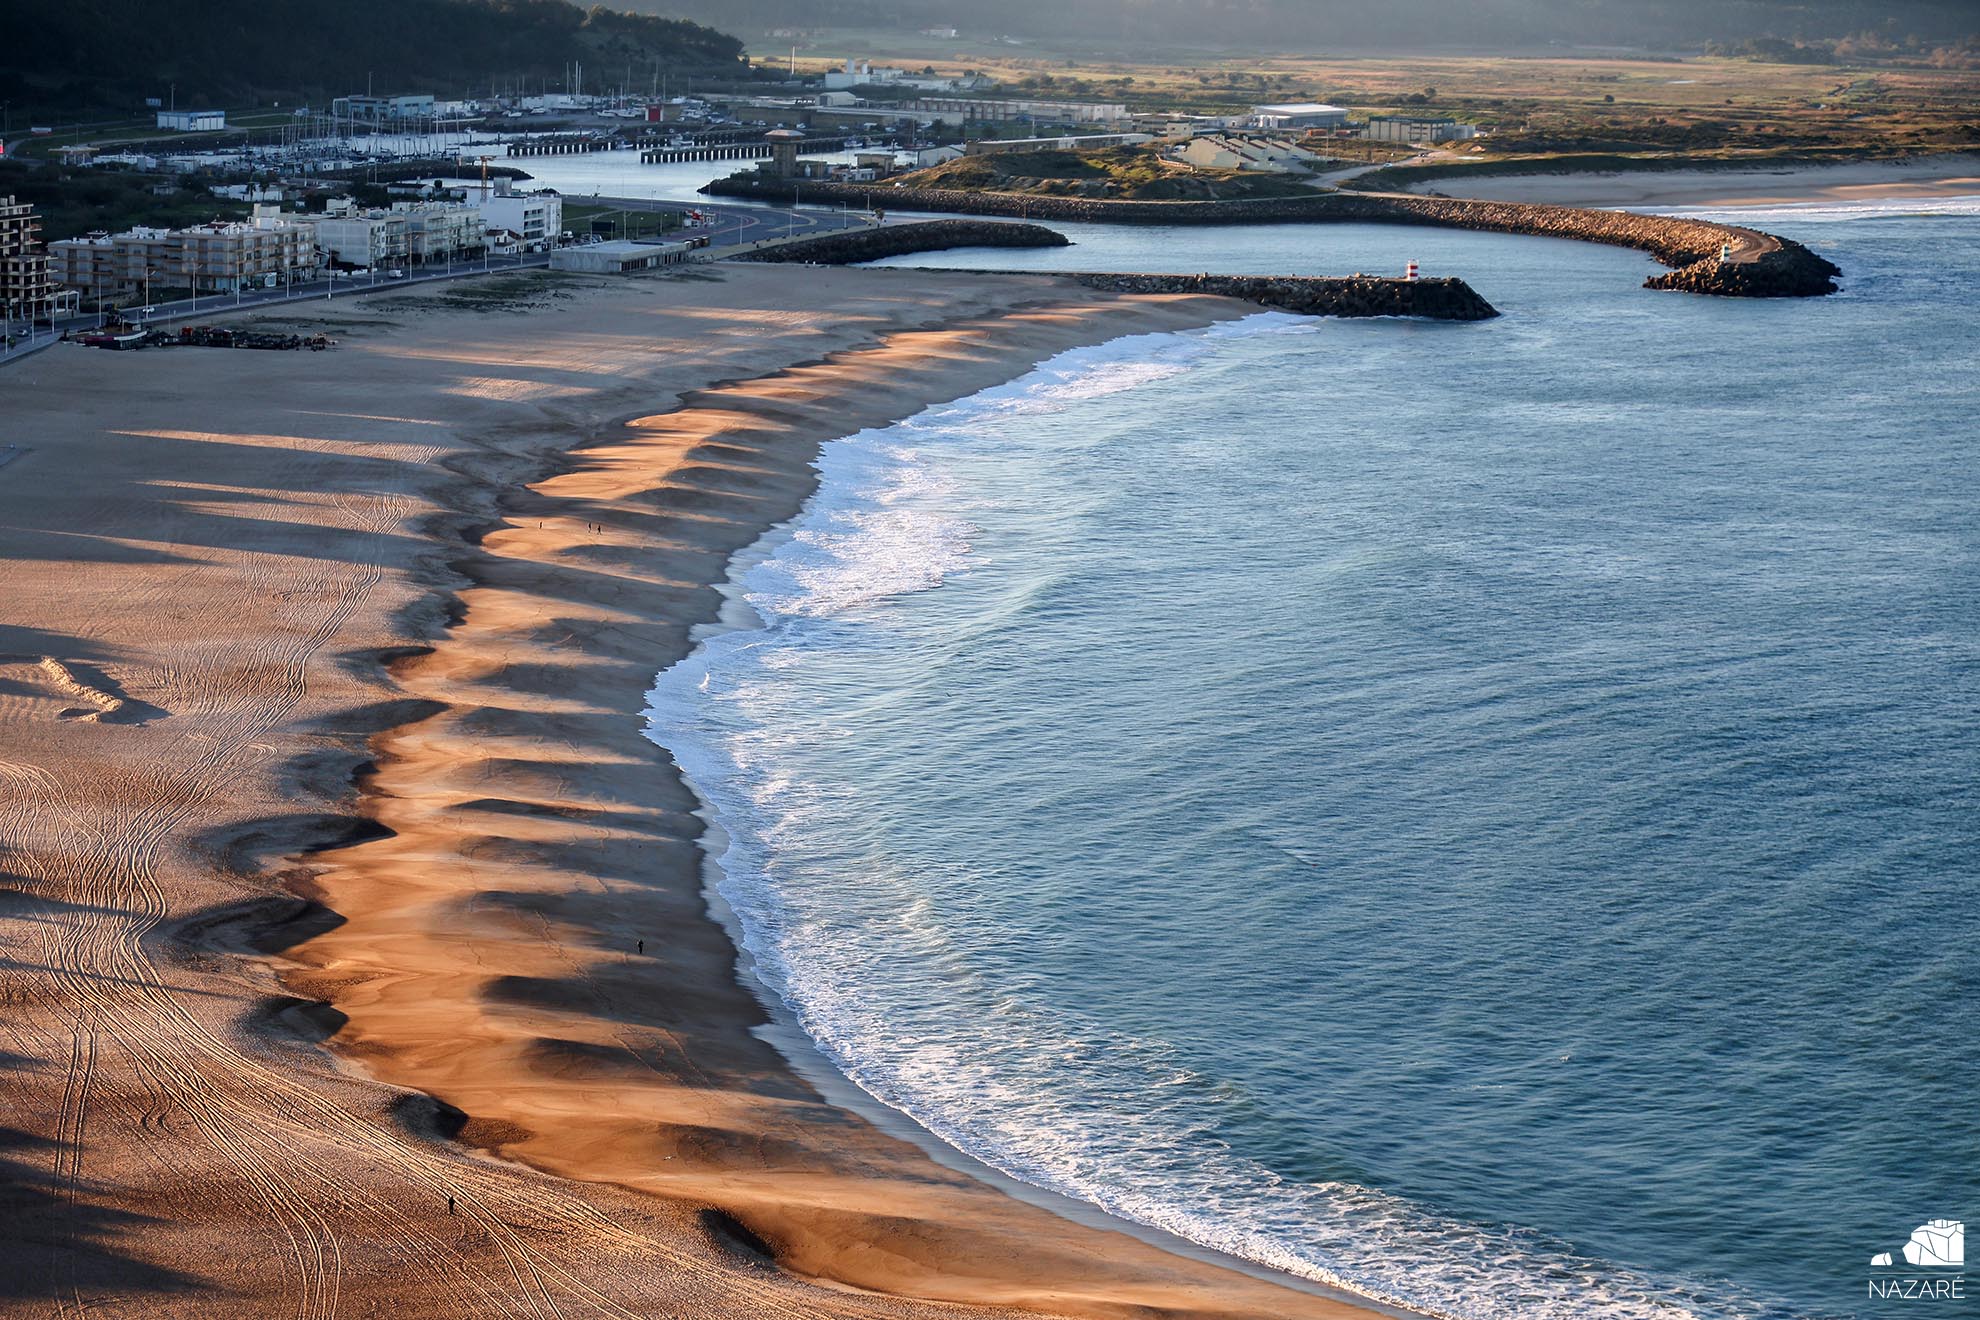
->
{"left": 1248, "top": 103, "right": 1348, "bottom": 131}
{"left": 156, "top": 109, "right": 226, "bottom": 132}
{"left": 549, "top": 240, "right": 691, "bottom": 274}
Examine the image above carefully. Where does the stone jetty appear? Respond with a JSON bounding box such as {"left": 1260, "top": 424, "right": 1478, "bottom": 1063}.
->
{"left": 1064, "top": 273, "right": 1499, "bottom": 320}
{"left": 724, "top": 221, "right": 1497, "bottom": 321}
{"left": 729, "top": 219, "right": 1070, "bottom": 264}
{"left": 702, "top": 177, "right": 1840, "bottom": 298}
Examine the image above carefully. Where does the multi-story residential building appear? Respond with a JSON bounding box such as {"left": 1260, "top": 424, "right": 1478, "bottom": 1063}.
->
{"left": 0, "top": 194, "right": 65, "bottom": 323}
{"left": 48, "top": 228, "right": 180, "bottom": 305}
{"left": 474, "top": 181, "right": 562, "bottom": 249}
{"left": 390, "top": 202, "right": 484, "bottom": 263}
{"left": 48, "top": 216, "right": 316, "bottom": 304}
{"left": 310, "top": 199, "right": 483, "bottom": 269}
{"left": 172, "top": 219, "right": 316, "bottom": 291}
{"left": 311, "top": 199, "right": 410, "bottom": 270}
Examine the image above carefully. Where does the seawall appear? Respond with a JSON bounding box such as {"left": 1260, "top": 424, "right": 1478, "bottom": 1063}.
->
{"left": 727, "top": 218, "right": 1070, "bottom": 263}
{"left": 720, "top": 222, "right": 1497, "bottom": 320}
{"left": 1060, "top": 273, "right": 1498, "bottom": 321}
{"left": 701, "top": 177, "right": 1840, "bottom": 298}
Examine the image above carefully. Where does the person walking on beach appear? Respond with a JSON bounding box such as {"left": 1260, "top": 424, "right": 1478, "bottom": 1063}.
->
{"left": 447, "top": 1195, "right": 455, "bottom": 1215}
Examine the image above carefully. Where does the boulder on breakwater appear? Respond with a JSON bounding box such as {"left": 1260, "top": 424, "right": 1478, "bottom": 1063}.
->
{"left": 702, "top": 176, "right": 1838, "bottom": 298}
{"left": 729, "top": 218, "right": 1069, "bottom": 264}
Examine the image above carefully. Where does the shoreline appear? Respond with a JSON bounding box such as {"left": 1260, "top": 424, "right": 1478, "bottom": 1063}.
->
{"left": 665, "top": 453, "right": 1430, "bottom": 1315}
{"left": 297, "top": 268, "right": 1408, "bottom": 1317}
{"left": 0, "top": 261, "right": 1405, "bottom": 1315}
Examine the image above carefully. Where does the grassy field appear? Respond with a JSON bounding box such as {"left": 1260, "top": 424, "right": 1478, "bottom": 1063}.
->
{"left": 561, "top": 202, "right": 683, "bottom": 239}
{"left": 894, "top": 146, "right": 1323, "bottom": 199}
{"left": 777, "top": 40, "right": 1979, "bottom": 158}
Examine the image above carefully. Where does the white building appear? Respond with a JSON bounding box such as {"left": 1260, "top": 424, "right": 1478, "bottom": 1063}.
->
{"left": 1248, "top": 102, "right": 1348, "bottom": 131}
{"left": 391, "top": 201, "right": 484, "bottom": 263}
{"left": 331, "top": 94, "right": 436, "bottom": 124}
{"left": 49, "top": 217, "right": 314, "bottom": 299}
{"left": 473, "top": 180, "right": 563, "bottom": 249}
{"left": 908, "top": 97, "right": 1128, "bottom": 126}
{"left": 1174, "top": 134, "right": 1322, "bottom": 172}
{"left": 967, "top": 132, "right": 1151, "bottom": 156}
{"left": 156, "top": 109, "right": 226, "bottom": 132}
{"left": 550, "top": 240, "right": 690, "bottom": 273}
{"left": 311, "top": 198, "right": 409, "bottom": 269}
{"left": 824, "top": 60, "right": 908, "bottom": 90}
{"left": 1364, "top": 116, "right": 1477, "bottom": 144}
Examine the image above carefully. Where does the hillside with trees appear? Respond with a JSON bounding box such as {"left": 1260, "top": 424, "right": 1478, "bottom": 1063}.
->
{"left": 620, "top": 0, "right": 1976, "bottom": 52}
{"left": 0, "top": 0, "right": 749, "bottom": 113}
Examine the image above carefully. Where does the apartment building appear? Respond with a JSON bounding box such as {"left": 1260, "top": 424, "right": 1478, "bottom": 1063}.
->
{"left": 391, "top": 202, "right": 484, "bottom": 263}
{"left": 475, "top": 181, "right": 562, "bottom": 249}
{"left": 312, "top": 199, "right": 410, "bottom": 270}
{"left": 49, "top": 217, "right": 316, "bottom": 303}
{"left": 0, "top": 194, "right": 64, "bottom": 323}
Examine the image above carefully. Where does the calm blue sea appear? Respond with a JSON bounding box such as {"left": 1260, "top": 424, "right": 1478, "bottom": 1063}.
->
{"left": 648, "top": 201, "right": 1980, "bottom": 1320}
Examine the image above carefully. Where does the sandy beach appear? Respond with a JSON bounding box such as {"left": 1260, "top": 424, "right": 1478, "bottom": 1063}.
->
{"left": 0, "top": 263, "right": 1392, "bottom": 1318}
{"left": 1402, "top": 151, "right": 1980, "bottom": 208}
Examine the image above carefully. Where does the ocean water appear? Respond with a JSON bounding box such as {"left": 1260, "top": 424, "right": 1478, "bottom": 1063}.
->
{"left": 648, "top": 206, "right": 1980, "bottom": 1320}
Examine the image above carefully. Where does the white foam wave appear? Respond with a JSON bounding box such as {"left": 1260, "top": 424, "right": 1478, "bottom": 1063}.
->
{"left": 1645, "top": 194, "right": 1980, "bottom": 225}
{"left": 645, "top": 317, "right": 1764, "bottom": 1320}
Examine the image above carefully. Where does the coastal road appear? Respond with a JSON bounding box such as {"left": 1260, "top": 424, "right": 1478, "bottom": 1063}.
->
{"left": 2, "top": 254, "right": 559, "bottom": 366}
{"left": 588, "top": 194, "right": 884, "bottom": 249}
{"left": 2, "top": 198, "right": 873, "bottom": 368}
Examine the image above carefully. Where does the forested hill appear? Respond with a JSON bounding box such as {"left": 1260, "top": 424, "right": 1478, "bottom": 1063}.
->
{"left": 622, "top": 0, "right": 1976, "bottom": 49}
{"left": 1, "top": 0, "right": 749, "bottom": 111}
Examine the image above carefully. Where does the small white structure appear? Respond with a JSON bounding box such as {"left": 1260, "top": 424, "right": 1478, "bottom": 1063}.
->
{"left": 1249, "top": 103, "right": 1347, "bottom": 131}
{"left": 157, "top": 109, "right": 226, "bottom": 132}
{"left": 907, "top": 144, "right": 965, "bottom": 168}
{"left": 549, "top": 240, "right": 690, "bottom": 273}
{"left": 825, "top": 60, "right": 908, "bottom": 91}
{"left": 1175, "top": 134, "right": 1321, "bottom": 173}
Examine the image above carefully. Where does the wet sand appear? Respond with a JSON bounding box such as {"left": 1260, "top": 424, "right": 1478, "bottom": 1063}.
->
{"left": 0, "top": 263, "right": 1391, "bottom": 1318}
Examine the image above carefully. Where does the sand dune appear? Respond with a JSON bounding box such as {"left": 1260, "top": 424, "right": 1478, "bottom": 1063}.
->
{"left": 0, "top": 264, "right": 1386, "bottom": 1318}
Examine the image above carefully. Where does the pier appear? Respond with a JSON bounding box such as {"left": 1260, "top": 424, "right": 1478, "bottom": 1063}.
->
{"left": 640, "top": 135, "right": 851, "bottom": 164}
{"left": 505, "top": 135, "right": 622, "bottom": 157}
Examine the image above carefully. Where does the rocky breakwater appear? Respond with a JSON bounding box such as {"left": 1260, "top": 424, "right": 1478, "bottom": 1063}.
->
{"left": 728, "top": 218, "right": 1069, "bottom": 264}
{"left": 1064, "top": 273, "right": 1499, "bottom": 321}
{"left": 701, "top": 175, "right": 1839, "bottom": 297}
{"left": 1368, "top": 195, "right": 1841, "bottom": 298}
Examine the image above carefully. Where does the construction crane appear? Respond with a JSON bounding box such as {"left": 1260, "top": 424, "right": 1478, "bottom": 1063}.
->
{"left": 459, "top": 153, "right": 498, "bottom": 200}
